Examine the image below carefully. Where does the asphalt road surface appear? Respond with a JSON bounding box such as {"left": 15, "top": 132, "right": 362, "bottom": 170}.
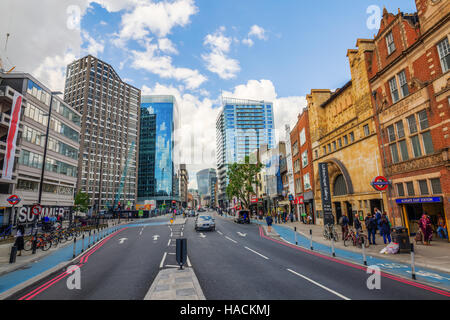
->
{"left": 6, "top": 211, "right": 450, "bottom": 300}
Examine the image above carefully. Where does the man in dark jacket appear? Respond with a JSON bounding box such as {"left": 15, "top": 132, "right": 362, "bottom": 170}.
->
{"left": 365, "top": 213, "right": 377, "bottom": 245}
{"left": 354, "top": 213, "right": 362, "bottom": 237}
{"left": 380, "top": 213, "right": 391, "bottom": 244}
{"left": 340, "top": 214, "right": 349, "bottom": 240}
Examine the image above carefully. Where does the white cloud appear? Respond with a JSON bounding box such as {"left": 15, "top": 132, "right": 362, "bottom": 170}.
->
{"left": 248, "top": 25, "right": 267, "bottom": 40}
{"left": 115, "top": 0, "right": 198, "bottom": 43}
{"left": 131, "top": 40, "right": 207, "bottom": 90}
{"left": 82, "top": 31, "right": 105, "bottom": 56}
{"left": 158, "top": 38, "right": 178, "bottom": 55}
{"left": 202, "top": 27, "right": 240, "bottom": 80}
{"left": 242, "top": 38, "right": 254, "bottom": 47}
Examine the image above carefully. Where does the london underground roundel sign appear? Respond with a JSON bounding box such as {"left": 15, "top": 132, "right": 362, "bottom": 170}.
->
{"left": 31, "top": 204, "right": 43, "bottom": 216}
{"left": 7, "top": 195, "right": 21, "bottom": 206}
{"left": 371, "top": 176, "right": 390, "bottom": 191}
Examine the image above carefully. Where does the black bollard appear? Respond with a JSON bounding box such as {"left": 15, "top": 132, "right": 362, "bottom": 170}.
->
{"left": 10, "top": 245, "right": 18, "bottom": 264}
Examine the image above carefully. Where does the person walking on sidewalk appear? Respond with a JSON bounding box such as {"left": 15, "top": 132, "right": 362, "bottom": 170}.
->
{"left": 354, "top": 214, "right": 362, "bottom": 237}
{"left": 365, "top": 214, "right": 377, "bottom": 245}
{"left": 340, "top": 213, "right": 349, "bottom": 240}
{"left": 419, "top": 213, "right": 433, "bottom": 245}
{"left": 14, "top": 225, "right": 25, "bottom": 256}
{"left": 374, "top": 208, "right": 382, "bottom": 235}
{"left": 380, "top": 213, "right": 391, "bottom": 244}
{"left": 266, "top": 214, "right": 273, "bottom": 233}
{"left": 437, "top": 215, "right": 448, "bottom": 239}
{"left": 289, "top": 211, "right": 294, "bottom": 223}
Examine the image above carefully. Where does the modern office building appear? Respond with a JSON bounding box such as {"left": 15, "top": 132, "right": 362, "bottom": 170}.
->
{"left": 64, "top": 55, "right": 140, "bottom": 211}
{"left": 196, "top": 168, "right": 216, "bottom": 196}
{"left": 0, "top": 73, "right": 81, "bottom": 225}
{"left": 216, "top": 97, "right": 275, "bottom": 207}
{"left": 179, "top": 164, "right": 188, "bottom": 208}
{"left": 138, "top": 95, "right": 180, "bottom": 207}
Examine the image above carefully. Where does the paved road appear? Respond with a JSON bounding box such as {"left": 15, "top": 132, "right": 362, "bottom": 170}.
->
{"left": 5, "top": 211, "right": 450, "bottom": 300}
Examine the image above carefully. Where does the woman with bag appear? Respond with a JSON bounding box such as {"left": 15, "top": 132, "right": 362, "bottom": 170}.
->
{"left": 15, "top": 225, "right": 25, "bottom": 256}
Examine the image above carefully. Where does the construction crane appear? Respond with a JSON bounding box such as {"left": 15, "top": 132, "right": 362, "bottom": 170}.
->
{"left": 113, "top": 141, "right": 136, "bottom": 211}
{"left": 0, "top": 33, "right": 16, "bottom": 74}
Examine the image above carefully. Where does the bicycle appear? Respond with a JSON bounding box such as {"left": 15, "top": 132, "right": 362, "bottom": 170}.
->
{"left": 344, "top": 228, "right": 369, "bottom": 248}
{"left": 24, "top": 233, "right": 52, "bottom": 251}
{"left": 323, "top": 224, "right": 339, "bottom": 242}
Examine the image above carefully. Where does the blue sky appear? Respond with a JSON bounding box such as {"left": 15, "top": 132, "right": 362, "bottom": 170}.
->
{"left": 80, "top": 0, "right": 417, "bottom": 98}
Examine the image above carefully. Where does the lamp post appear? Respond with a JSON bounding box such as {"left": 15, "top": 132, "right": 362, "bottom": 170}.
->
{"left": 35, "top": 91, "right": 62, "bottom": 230}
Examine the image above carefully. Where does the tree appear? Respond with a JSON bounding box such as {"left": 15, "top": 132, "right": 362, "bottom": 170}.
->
{"left": 74, "top": 190, "right": 90, "bottom": 213}
{"left": 226, "top": 156, "right": 263, "bottom": 210}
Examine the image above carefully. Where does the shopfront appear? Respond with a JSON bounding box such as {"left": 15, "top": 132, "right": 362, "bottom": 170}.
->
{"left": 396, "top": 197, "right": 447, "bottom": 238}
{"left": 303, "top": 191, "right": 315, "bottom": 224}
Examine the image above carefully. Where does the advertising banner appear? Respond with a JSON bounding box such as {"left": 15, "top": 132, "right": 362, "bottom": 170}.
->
{"left": 2, "top": 92, "right": 23, "bottom": 180}
{"left": 319, "top": 163, "right": 334, "bottom": 226}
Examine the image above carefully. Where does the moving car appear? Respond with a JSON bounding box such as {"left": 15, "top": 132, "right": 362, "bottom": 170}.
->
{"left": 195, "top": 215, "right": 216, "bottom": 231}
{"left": 234, "top": 210, "right": 250, "bottom": 224}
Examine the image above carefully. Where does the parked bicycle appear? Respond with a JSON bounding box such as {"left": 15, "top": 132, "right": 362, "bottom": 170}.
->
{"left": 323, "top": 224, "right": 339, "bottom": 242}
{"left": 344, "top": 228, "right": 369, "bottom": 248}
{"left": 24, "top": 233, "right": 52, "bottom": 251}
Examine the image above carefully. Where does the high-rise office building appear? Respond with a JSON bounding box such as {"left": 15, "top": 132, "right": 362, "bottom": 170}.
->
{"left": 216, "top": 97, "right": 275, "bottom": 207}
{"left": 138, "top": 95, "right": 180, "bottom": 207}
{"left": 64, "top": 55, "right": 140, "bottom": 211}
{"left": 196, "top": 168, "right": 216, "bottom": 196}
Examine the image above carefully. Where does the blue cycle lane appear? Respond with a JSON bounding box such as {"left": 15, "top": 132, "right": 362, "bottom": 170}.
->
{"left": 248, "top": 218, "right": 450, "bottom": 290}
{"left": 0, "top": 221, "right": 168, "bottom": 295}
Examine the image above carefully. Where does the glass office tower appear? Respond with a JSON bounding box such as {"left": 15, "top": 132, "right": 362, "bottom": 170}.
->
{"left": 216, "top": 97, "right": 275, "bottom": 207}
{"left": 138, "top": 95, "right": 180, "bottom": 207}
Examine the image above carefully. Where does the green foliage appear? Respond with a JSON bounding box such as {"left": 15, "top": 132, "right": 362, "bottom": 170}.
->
{"left": 74, "top": 190, "right": 90, "bottom": 213}
{"left": 226, "top": 156, "right": 263, "bottom": 209}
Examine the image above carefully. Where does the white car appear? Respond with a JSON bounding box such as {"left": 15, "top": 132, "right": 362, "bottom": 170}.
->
{"left": 195, "top": 215, "right": 215, "bottom": 232}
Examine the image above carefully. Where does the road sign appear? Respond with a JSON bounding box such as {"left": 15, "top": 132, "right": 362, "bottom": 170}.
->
{"left": 371, "top": 176, "right": 390, "bottom": 191}
{"left": 31, "top": 204, "right": 42, "bottom": 216}
{"left": 7, "top": 195, "right": 21, "bottom": 206}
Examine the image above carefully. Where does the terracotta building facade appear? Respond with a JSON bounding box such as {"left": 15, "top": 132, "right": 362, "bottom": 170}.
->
{"left": 367, "top": 0, "right": 450, "bottom": 239}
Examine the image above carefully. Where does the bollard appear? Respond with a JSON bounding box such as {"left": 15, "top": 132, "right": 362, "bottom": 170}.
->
{"left": 310, "top": 229, "right": 313, "bottom": 251}
{"left": 32, "top": 236, "right": 37, "bottom": 255}
{"left": 10, "top": 245, "right": 18, "bottom": 264}
{"left": 88, "top": 230, "right": 91, "bottom": 248}
{"left": 73, "top": 238, "right": 77, "bottom": 259}
{"left": 411, "top": 244, "right": 416, "bottom": 280}
{"left": 81, "top": 234, "right": 85, "bottom": 253}
{"left": 331, "top": 236, "right": 336, "bottom": 257}
{"left": 361, "top": 236, "right": 367, "bottom": 266}
{"left": 294, "top": 227, "right": 298, "bottom": 246}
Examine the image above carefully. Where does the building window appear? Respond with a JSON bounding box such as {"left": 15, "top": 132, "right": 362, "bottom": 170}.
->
{"left": 386, "top": 31, "right": 396, "bottom": 55}
{"left": 396, "top": 121, "right": 405, "bottom": 139}
{"left": 421, "top": 131, "right": 434, "bottom": 155}
{"left": 328, "top": 144, "right": 331, "bottom": 153}
{"left": 387, "top": 125, "right": 396, "bottom": 142}
{"left": 292, "top": 141, "right": 299, "bottom": 156}
{"left": 302, "top": 150, "right": 308, "bottom": 168}
{"left": 323, "top": 146, "right": 327, "bottom": 155}
{"left": 418, "top": 110, "right": 429, "bottom": 130}
{"left": 407, "top": 115, "right": 417, "bottom": 134}
{"left": 437, "top": 37, "right": 450, "bottom": 73}
{"left": 430, "top": 178, "right": 442, "bottom": 194}
{"left": 295, "top": 178, "right": 302, "bottom": 194}
{"left": 398, "top": 140, "right": 409, "bottom": 161}
{"left": 303, "top": 173, "right": 311, "bottom": 190}
{"left": 396, "top": 183, "right": 405, "bottom": 197}
{"left": 343, "top": 135, "right": 348, "bottom": 145}
{"left": 410, "top": 135, "right": 422, "bottom": 158}
{"left": 398, "top": 70, "right": 409, "bottom": 98}
{"left": 299, "top": 129, "right": 306, "bottom": 146}
{"left": 389, "top": 77, "right": 400, "bottom": 103}
{"left": 338, "top": 138, "right": 342, "bottom": 148}
{"left": 332, "top": 141, "right": 336, "bottom": 151}
{"left": 363, "top": 124, "right": 370, "bottom": 137}
{"left": 333, "top": 175, "right": 347, "bottom": 196}
{"left": 406, "top": 182, "right": 415, "bottom": 196}
{"left": 390, "top": 144, "right": 400, "bottom": 164}
{"left": 418, "top": 180, "right": 429, "bottom": 195}
{"left": 315, "top": 150, "right": 318, "bottom": 159}
{"left": 349, "top": 132, "right": 355, "bottom": 142}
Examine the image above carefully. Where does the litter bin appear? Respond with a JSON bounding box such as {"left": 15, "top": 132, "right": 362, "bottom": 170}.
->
{"left": 391, "top": 227, "right": 410, "bottom": 253}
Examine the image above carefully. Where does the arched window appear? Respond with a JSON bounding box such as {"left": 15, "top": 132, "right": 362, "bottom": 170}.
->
{"left": 333, "top": 174, "right": 347, "bottom": 196}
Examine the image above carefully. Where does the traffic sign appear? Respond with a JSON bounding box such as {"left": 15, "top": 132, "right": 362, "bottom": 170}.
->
{"left": 31, "top": 204, "right": 42, "bottom": 216}
{"left": 371, "top": 176, "right": 390, "bottom": 191}
{"left": 7, "top": 195, "right": 21, "bottom": 206}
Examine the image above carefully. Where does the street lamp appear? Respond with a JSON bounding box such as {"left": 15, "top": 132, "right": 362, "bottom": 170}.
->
{"left": 35, "top": 91, "right": 62, "bottom": 230}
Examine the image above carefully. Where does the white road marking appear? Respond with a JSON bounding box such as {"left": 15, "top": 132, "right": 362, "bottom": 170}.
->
{"left": 187, "top": 256, "right": 192, "bottom": 267}
{"left": 119, "top": 238, "right": 128, "bottom": 244}
{"left": 200, "top": 233, "right": 206, "bottom": 238}
{"left": 165, "top": 265, "right": 181, "bottom": 268}
{"left": 159, "top": 252, "right": 167, "bottom": 269}
{"left": 245, "top": 247, "right": 269, "bottom": 260}
{"left": 153, "top": 235, "right": 160, "bottom": 241}
{"left": 287, "top": 269, "right": 351, "bottom": 300}
{"left": 237, "top": 232, "right": 247, "bottom": 237}
{"left": 170, "top": 232, "right": 173, "bottom": 237}
{"left": 225, "top": 236, "right": 237, "bottom": 243}
{"left": 168, "top": 239, "right": 171, "bottom": 246}
{"left": 217, "top": 231, "right": 223, "bottom": 235}
{"left": 168, "top": 252, "right": 175, "bottom": 255}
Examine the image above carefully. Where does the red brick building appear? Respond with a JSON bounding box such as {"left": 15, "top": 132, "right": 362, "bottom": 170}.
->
{"left": 290, "top": 109, "right": 315, "bottom": 223}
{"left": 367, "top": 0, "right": 449, "bottom": 240}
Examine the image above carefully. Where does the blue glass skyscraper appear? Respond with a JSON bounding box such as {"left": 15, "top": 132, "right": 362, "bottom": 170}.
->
{"left": 138, "top": 95, "right": 180, "bottom": 207}
{"left": 216, "top": 97, "right": 275, "bottom": 206}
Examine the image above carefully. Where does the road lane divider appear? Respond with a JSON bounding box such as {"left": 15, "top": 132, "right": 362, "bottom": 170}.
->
{"left": 160, "top": 252, "right": 167, "bottom": 269}
{"left": 287, "top": 269, "right": 351, "bottom": 300}
{"left": 245, "top": 247, "right": 269, "bottom": 260}
{"left": 225, "top": 236, "right": 237, "bottom": 244}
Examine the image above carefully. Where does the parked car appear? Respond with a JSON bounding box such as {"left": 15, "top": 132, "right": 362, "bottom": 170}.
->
{"left": 195, "top": 215, "right": 216, "bottom": 231}
{"left": 234, "top": 210, "right": 250, "bottom": 224}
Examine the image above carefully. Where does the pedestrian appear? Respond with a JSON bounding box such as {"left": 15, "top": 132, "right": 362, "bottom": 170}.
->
{"left": 14, "top": 225, "right": 25, "bottom": 256}
{"left": 437, "top": 215, "right": 448, "bottom": 239}
{"left": 307, "top": 214, "right": 312, "bottom": 225}
{"left": 266, "top": 214, "right": 273, "bottom": 233}
{"left": 419, "top": 213, "right": 433, "bottom": 245}
{"left": 354, "top": 213, "right": 362, "bottom": 237}
{"left": 365, "top": 214, "right": 377, "bottom": 245}
{"left": 340, "top": 213, "right": 349, "bottom": 240}
{"left": 289, "top": 211, "right": 294, "bottom": 223}
{"left": 301, "top": 211, "right": 307, "bottom": 224}
{"left": 379, "top": 213, "right": 391, "bottom": 244}
{"left": 374, "top": 208, "right": 382, "bottom": 234}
